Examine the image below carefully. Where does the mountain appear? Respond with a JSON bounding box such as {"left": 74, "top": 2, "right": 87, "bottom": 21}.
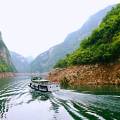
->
{"left": 49, "top": 4, "right": 120, "bottom": 86}
{"left": 0, "top": 32, "right": 16, "bottom": 72}
{"left": 55, "top": 4, "right": 120, "bottom": 67}
{"left": 10, "top": 52, "right": 30, "bottom": 72}
{"left": 31, "top": 5, "right": 113, "bottom": 73}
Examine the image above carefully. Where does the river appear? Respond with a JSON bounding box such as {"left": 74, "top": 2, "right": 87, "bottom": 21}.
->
{"left": 0, "top": 76, "right": 120, "bottom": 120}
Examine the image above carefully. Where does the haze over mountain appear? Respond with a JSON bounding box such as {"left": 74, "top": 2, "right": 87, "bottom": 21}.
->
{"left": 31, "top": 5, "right": 113, "bottom": 73}
{"left": 31, "top": 6, "right": 112, "bottom": 72}
{"left": 26, "top": 56, "right": 34, "bottom": 64}
{"left": 55, "top": 4, "right": 120, "bottom": 68}
{"left": 0, "top": 32, "right": 16, "bottom": 72}
{"left": 10, "top": 52, "right": 31, "bottom": 72}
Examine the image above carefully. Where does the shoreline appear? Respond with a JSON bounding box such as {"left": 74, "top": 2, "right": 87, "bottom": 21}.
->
{"left": 0, "top": 72, "right": 16, "bottom": 79}
{"left": 48, "top": 63, "right": 120, "bottom": 86}
{"left": 0, "top": 72, "right": 49, "bottom": 79}
{"left": 0, "top": 72, "right": 31, "bottom": 79}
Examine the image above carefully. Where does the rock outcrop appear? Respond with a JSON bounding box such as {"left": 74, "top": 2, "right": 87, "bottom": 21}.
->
{"left": 0, "top": 72, "right": 15, "bottom": 78}
{"left": 48, "top": 63, "right": 120, "bottom": 86}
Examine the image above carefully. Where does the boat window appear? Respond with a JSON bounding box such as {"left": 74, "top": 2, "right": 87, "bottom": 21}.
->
{"left": 32, "top": 76, "right": 42, "bottom": 80}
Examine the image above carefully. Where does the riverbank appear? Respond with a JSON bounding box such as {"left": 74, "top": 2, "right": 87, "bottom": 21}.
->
{"left": 48, "top": 63, "right": 120, "bottom": 86}
{"left": 0, "top": 72, "right": 16, "bottom": 79}
{"left": 0, "top": 72, "right": 46, "bottom": 79}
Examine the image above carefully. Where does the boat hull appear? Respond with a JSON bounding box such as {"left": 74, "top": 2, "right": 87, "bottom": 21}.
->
{"left": 29, "top": 83, "right": 60, "bottom": 92}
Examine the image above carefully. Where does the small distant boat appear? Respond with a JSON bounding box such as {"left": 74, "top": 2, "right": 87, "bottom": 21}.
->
{"left": 29, "top": 76, "right": 60, "bottom": 92}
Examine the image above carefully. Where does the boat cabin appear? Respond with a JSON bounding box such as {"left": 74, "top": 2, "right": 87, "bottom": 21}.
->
{"left": 29, "top": 78, "right": 60, "bottom": 92}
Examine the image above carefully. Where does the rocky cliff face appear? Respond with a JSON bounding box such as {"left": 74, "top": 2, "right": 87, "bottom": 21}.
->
{"left": 48, "top": 63, "right": 120, "bottom": 86}
{"left": 0, "top": 32, "right": 16, "bottom": 72}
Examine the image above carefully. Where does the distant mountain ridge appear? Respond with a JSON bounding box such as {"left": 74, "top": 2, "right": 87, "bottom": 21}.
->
{"left": 10, "top": 52, "right": 30, "bottom": 72}
{"left": 31, "top": 5, "right": 113, "bottom": 73}
{"left": 0, "top": 32, "right": 16, "bottom": 72}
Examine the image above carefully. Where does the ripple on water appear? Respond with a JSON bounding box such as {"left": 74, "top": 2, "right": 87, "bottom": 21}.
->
{"left": 0, "top": 77, "right": 120, "bottom": 120}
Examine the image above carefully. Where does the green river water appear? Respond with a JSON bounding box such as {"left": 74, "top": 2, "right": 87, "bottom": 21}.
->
{"left": 0, "top": 76, "right": 120, "bottom": 120}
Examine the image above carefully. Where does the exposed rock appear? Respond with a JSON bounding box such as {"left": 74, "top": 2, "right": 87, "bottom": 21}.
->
{"left": 48, "top": 64, "right": 120, "bottom": 86}
{"left": 0, "top": 72, "right": 15, "bottom": 78}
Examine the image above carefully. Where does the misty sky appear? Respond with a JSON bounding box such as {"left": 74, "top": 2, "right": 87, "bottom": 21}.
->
{"left": 0, "top": 0, "right": 120, "bottom": 58}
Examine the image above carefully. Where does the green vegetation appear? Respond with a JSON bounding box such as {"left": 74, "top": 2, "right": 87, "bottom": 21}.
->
{"left": 0, "top": 32, "right": 16, "bottom": 72}
{"left": 60, "top": 77, "right": 70, "bottom": 88}
{"left": 0, "top": 59, "right": 14, "bottom": 72}
{"left": 55, "top": 4, "right": 120, "bottom": 68}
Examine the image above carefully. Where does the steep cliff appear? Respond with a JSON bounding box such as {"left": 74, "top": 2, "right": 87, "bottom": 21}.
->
{"left": 31, "top": 5, "right": 112, "bottom": 73}
{"left": 49, "top": 4, "right": 120, "bottom": 86}
{"left": 0, "top": 32, "right": 16, "bottom": 72}
{"left": 55, "top": 4, "right": 120, "bottom": 67}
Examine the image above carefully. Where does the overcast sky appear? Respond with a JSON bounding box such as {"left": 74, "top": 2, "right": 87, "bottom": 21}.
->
{"left": 0, "top": 0, "right": 120, "bottom": 57}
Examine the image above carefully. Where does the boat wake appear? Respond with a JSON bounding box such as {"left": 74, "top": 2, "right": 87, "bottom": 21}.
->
{"left": 0, "top": 77, "right": 120, "bottom": 120}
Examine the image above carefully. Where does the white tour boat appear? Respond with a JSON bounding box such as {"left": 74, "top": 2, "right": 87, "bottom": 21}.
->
{"left": 29, "top": 76, "right": 60, "bottom": 92}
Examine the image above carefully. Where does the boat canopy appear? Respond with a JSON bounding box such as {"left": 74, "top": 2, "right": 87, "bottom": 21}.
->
{"left": 31, "top": 79, "right": 49, "bottom": 83}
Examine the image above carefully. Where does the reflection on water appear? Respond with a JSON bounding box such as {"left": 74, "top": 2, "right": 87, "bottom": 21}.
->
{"left": 70, "top": 85, "right": 120, "bottom": 95}
{"left": 0, "top": 76, "right": 120, "bottom": 120}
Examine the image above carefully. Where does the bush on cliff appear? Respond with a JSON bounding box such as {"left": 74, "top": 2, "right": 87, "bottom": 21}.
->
{"left": 0, "top": 59, "right": 14, "bottom": 72}
{"left": 55, "top": 4, "right": 120, "bottom": 68}
{"left": 60, "top": 77, "right": 70, "bottom": 88}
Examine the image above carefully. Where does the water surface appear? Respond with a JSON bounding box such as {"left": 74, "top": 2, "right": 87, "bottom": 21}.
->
{"left": 0, "top": 76, "right": 120, "bottom": 120}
